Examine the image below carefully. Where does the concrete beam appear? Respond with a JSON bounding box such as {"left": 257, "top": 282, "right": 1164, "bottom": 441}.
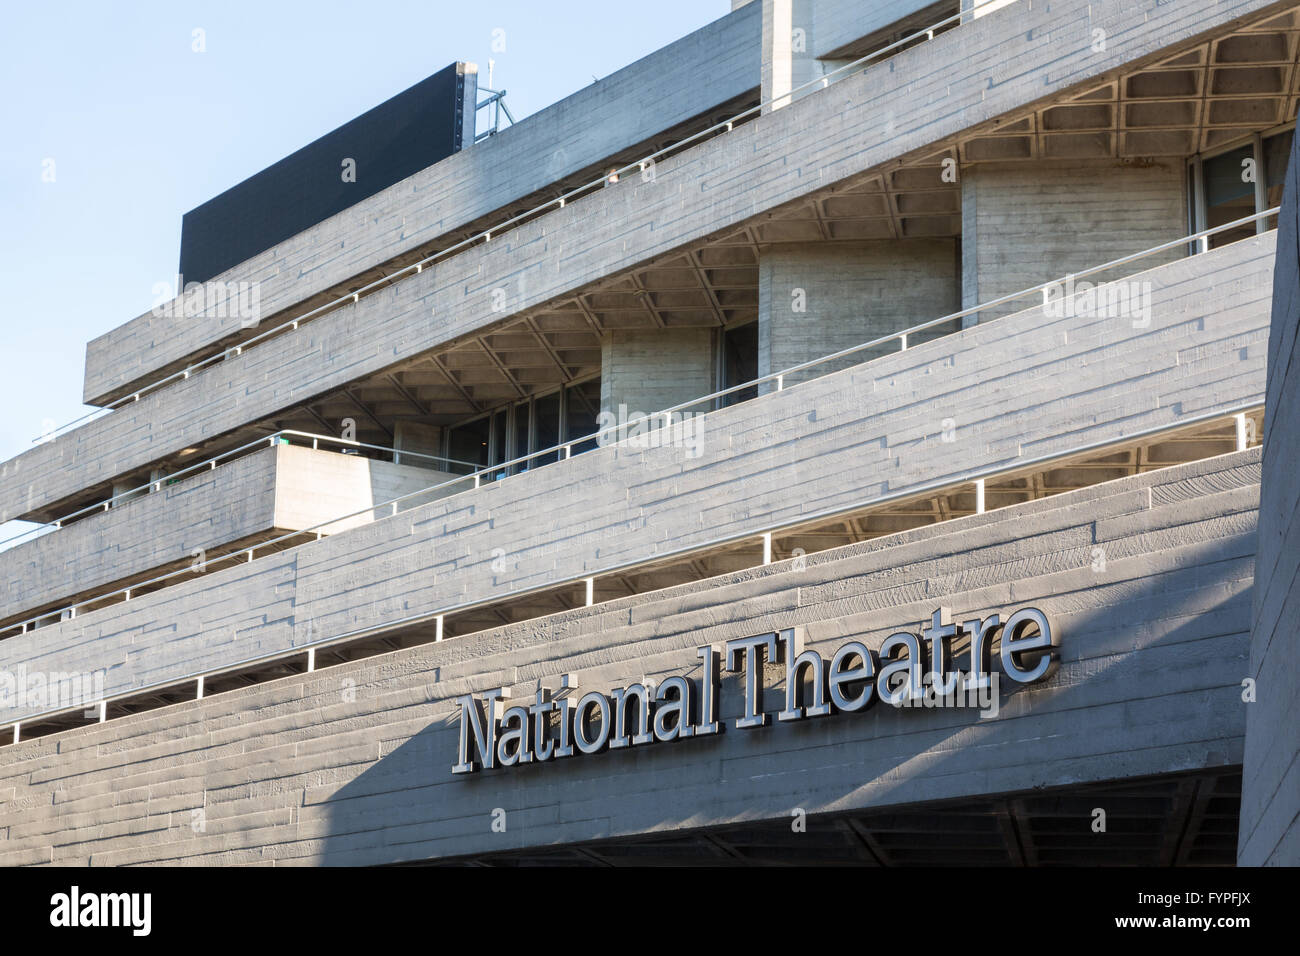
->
{"left": 2, "top": 0, "right": 1279, "bottom": 525}
{"left": 0, "top": 445, "right": 457, "bottom": 629}
{"left": 0, "top": 235, "right": 1273, "bottom": 722}
{"left": 80, "top": 4, "right": 763, "bottom": 407}
{"left": 0, "top": 447, "right": 1257, "bottom": 865}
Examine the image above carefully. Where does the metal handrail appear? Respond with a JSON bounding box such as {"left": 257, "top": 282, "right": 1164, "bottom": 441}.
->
{"left": 0, "top": 209, "right": 1277, "bottom": 643}
{"left": 2, "top": 399, "right": 1263, "bottom": 734}
{"left": 468, "top": 207, "right": 1281, "bottom": 475}
{"left": 30, "top": 1, "right": 983, "bottom": 445}
{"left": 646, "top": 207, "right": 1281, "bottom": 415}
{"left": 0, "top": 431, "right": 477, "bottom": 552}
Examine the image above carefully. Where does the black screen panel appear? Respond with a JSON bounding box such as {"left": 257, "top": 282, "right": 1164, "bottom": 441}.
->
{"left": 179, "top": 63, "right": 470, "bottom": 283}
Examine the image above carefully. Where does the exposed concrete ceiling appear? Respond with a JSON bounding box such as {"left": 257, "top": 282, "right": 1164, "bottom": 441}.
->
{"left": 435, "top": 412, "right": 1258, "bottom": 636}
{"left": 280, "top": 5, "right": 1300, "bottom": 446}
{"left": 9, "top": 412, "right": 1260, "bottom": 754}
{"left": 425, "top": 769, "right": 1242, "bottom": 866}
{"left": 43, "top": 5, "right": 1299, "bottom": 513}
{"left": 963, "top": 9, "right": 1300, "bottom": 160}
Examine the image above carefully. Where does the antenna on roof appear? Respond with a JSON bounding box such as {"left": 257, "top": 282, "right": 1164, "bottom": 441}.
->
{"left": 475, "top": 58, "right": 516, "bottom": 142}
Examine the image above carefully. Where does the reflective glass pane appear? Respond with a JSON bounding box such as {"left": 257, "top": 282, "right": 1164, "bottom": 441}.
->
{"left": 1203, "top": 145, "right": 1257, "bottom": 248}
{"left": 723, "top": 321, "right": 758, "bottom": 407}
{"left": 513, "top": 401, "right": 531, "bottom": 474}
{"left": 447, "top": 416, "right": 490, "bottom": 473}
{"left": 534, "top": 391, "right": 561, "bottom": 466}
{"left": 564, "top": 379, "right": 601, "bottom": 456}
{"left": 489, "top": 409, "right": 508, "bottom": 481}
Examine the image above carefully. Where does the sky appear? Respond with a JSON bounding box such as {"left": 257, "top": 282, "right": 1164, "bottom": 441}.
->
{"left": 0, "top": 0, "right": 730, "bottom": 537}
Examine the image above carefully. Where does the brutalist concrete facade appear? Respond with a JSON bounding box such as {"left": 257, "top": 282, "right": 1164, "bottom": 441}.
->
{"left": 1, "top": 0, "right": 1297, "bottom": 865}
{"left": 0, "top": 451, "right": 1261, "bottom": 865}
{"left": 1239, "top": 129, "right": 1300, "bottom": 867}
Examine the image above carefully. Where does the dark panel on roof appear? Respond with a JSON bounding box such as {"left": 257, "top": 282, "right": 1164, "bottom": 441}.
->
{"left": 179, "top": 62, "right": 473, "bottom": 283}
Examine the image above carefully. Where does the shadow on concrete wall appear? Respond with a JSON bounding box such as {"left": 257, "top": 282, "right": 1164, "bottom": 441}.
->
{"left": 317, "top": 523, "right": 1253, "bottom": 865}
{"left": 1238, "top": 124, "right": 1300, "bottom": 867}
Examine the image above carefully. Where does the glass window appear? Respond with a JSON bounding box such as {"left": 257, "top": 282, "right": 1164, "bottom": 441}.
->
{"left": 446, "top": 416, "right": 489, "bottom": 474}
{"left": 533, "top": 391, "right": 562, "bottom": 466}
{"left": 512, "top": 400, "right": 532, "bottom": 474}
{"left": 722, "top": 321, "right": 758, "bottom": 407}
{"left": 489, "top": 409, "right": 508, "bottom": 481}
{"left": 442, "top": 377, "right": 602, "bottom": 482}
{"left": 1203, "top": 144, "right": 1256, "bottom": 249}
{"left": 564, "top": 379, "right": 601, "bottom": 455}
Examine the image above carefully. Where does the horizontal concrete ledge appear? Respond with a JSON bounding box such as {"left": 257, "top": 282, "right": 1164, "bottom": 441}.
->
{"left": 0, "top": 234, "right": 1272, "bottom": 722}
{"left": 0, "top": 448, "right": 1257, "bottom": 864}
{"left": 0, "top": 445, "right": 456, "bottom": 631}
{"left": 4, "top": 0, "right": 1280, "bottom": 526}
{"left": 80, "top": 3, "right": 763, "bottom": 407}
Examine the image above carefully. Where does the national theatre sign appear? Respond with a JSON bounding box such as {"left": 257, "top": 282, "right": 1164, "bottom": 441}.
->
{"left": 452, "top": 605, "right": 1056, "bottom": 775}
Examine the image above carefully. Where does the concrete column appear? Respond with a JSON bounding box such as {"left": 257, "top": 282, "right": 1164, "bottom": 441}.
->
{"left": 961, "top": 0, "right": 1019, "bottom": 22}
{"left": 110, "top": 468, "right": 162, "bottom": 506}
{"left": 761, "top": 0, "right": 899, "bottom": 112}
{"left": 600, "top": 329, "right": 716, "bottom": 418}
{"left": 110, "top": 478, "right": 135, "bottom": 505}
{"left": 761, "top": 0, "right": 819, "bottom": 112}
{"left": 961, "top": 158, "right": 1187, "bottom": 326}
{"left": 757, "top": 239, "right": 960, "bottom": 387}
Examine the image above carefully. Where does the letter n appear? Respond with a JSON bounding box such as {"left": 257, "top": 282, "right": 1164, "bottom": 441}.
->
{"left": 453, "top": 689, "right": 506, "bottom": 773}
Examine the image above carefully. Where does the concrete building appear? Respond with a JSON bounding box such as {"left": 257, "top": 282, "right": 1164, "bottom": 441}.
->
{"left": 0, "top": 0, "right": 1296, "bottom": 866}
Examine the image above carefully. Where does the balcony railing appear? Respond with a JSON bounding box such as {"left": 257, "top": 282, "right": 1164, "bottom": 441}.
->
{"left": 0, "top": 398, "right": 1262, "bottom": 743}
{"left": 32, "top": 0, "right": 992, "bottom": 445}
{"left": 0, "top": 208, "right": 1277, "bottom": 644}
{"left": 0, "top": 431, "right": 476, "bottom": 553}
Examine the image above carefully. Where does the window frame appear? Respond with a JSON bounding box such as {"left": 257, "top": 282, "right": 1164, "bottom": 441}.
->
{"left": 440, "top": 371, "right": 602, "bottom": 478}
{"left": 1188, "top": 120, "right": 1295, "bottom": 243}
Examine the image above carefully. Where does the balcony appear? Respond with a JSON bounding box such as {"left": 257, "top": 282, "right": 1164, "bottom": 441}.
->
{"left": 0, "top": 437, "right": 468, "bottom": 635}
{"left": 0, "top": 229, "right": 1273, "bottom": 728}
{"left": 5, "top": 0, "right": 1282, "bottom": 528}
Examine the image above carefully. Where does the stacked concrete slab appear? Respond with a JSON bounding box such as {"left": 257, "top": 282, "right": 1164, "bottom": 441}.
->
{"left": 1239, "top": 130, "right": 1300, "bottom": 866}
{"left": 0, "top": 0, "right": 1272, "bottom": 527}
{"left": 0, "top": 449, "right": 1258, "bottom": 865}
{"left": 80, "top": 3, "right": 764, "bottom": 407}
{"left": 0, "top": 235, "right": 1271, "bottom": 725}
{"left": 0, "top": 0, "right": 1291, "bottom": 868}
{"left": 0, "top": 446, "right": 456, "bottom": 634}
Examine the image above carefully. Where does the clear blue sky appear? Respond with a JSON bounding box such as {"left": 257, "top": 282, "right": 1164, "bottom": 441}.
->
{"left": 0, "top": 0, "right": 728, "bottom": 536}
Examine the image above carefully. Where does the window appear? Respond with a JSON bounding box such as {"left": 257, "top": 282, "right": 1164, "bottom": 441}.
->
{"left": 446, "top": 415, "right": 490, "bottom": 473}
{"left": 512, "top": 401, "right": 531, "bottom": 475}
{"left": 534, "top": 392, "right": 562, "bottom": 466}
{"left": 1201, "top": 144, "right": 1256, "bottom": 248}
{"left": 1190, "top": 124, "right": 1294, "bottom": 249}
{"left": 563, "top": 379, "right": 601, "bottom": 455}
{"left": 440, "top": 375, "right": 602, "bottom": 484}
{"left": 489, "top": 409, "right": 508, "bottom": 481}
{"left": 720, "top": 321, "right": 758, "bottom": 407}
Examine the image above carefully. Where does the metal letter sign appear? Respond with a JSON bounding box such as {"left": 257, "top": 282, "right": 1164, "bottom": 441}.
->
{"left": 452, "top": 605, "right": 1055, "bottom": 774}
